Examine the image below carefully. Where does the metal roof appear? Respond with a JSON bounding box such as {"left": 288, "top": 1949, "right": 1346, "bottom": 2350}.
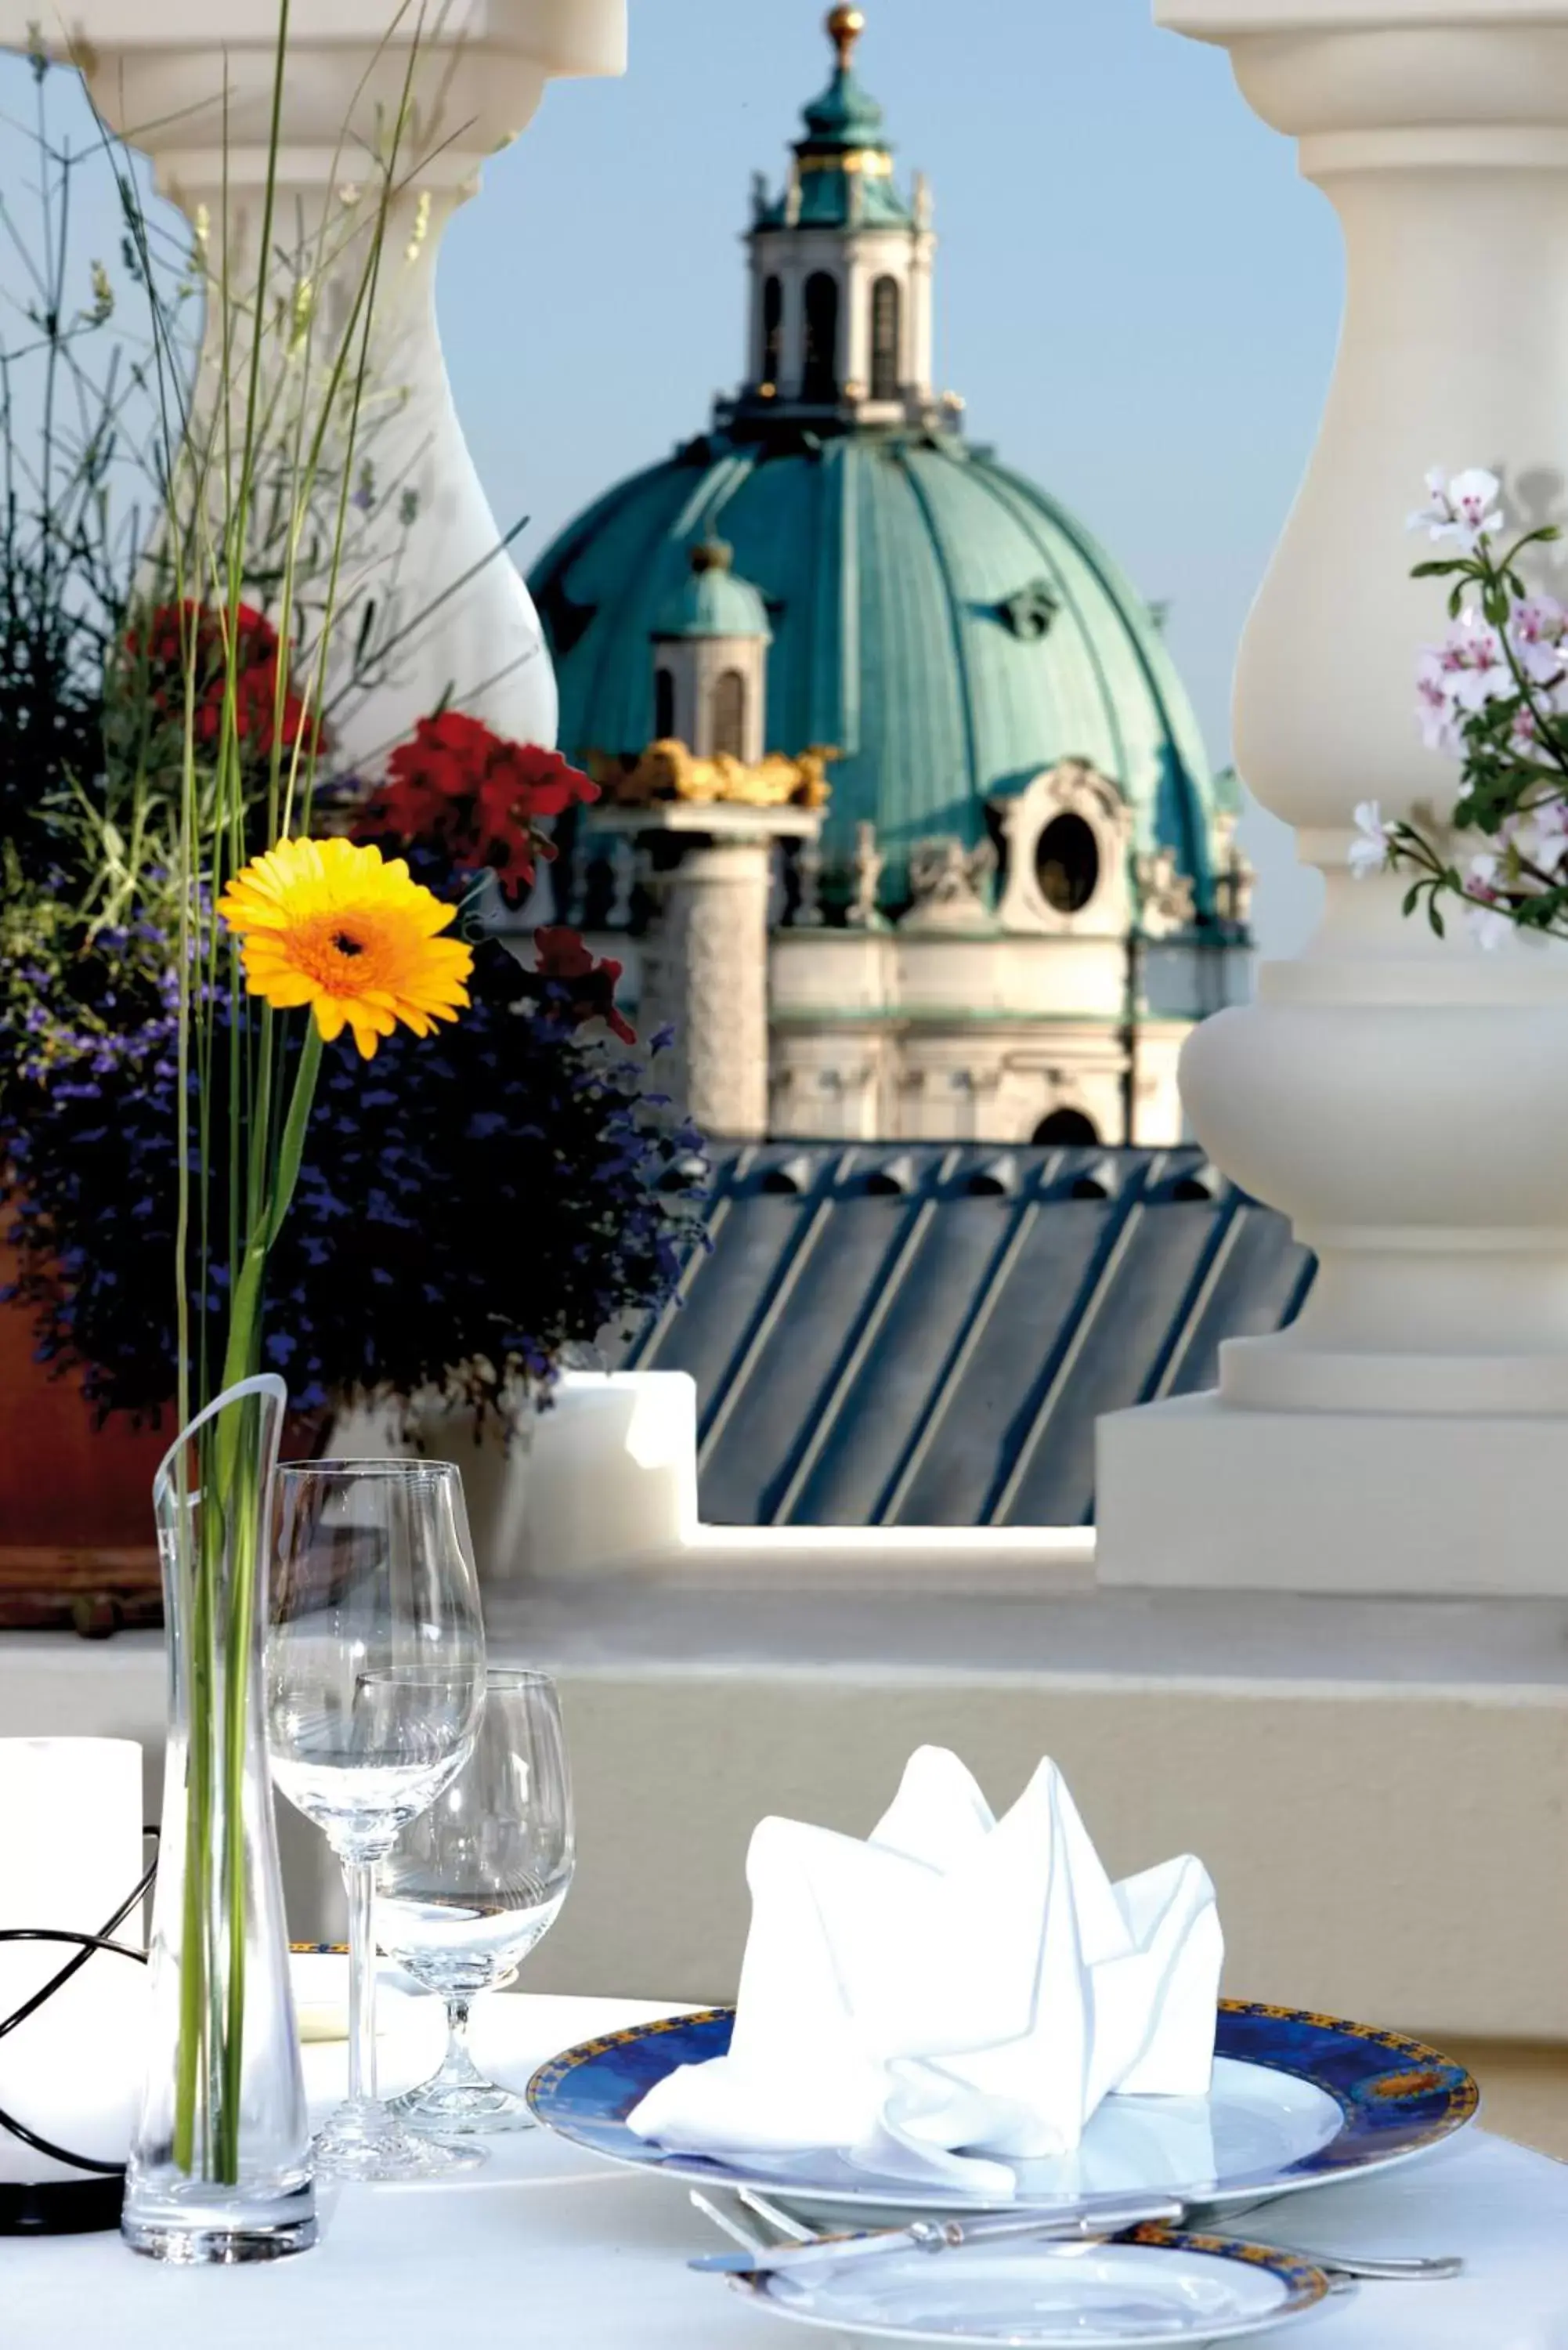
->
{"left": 623, "top": 1144, "right": 1313, "bottom": 1528}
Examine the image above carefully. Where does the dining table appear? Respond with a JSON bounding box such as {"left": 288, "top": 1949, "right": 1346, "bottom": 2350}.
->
{"left": 8, "top": 1992, "right": 1568, "bottom": 2348}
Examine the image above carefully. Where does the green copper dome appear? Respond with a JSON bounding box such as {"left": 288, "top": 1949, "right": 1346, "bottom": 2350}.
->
{"left": 531, "top": 428, "right": 1217, "bottom": 909}
{"left": 652, "top": 540, "right": 772, "bottom": 643}
{"left": 800, "top": 45, "right": 887, "bottom": 150}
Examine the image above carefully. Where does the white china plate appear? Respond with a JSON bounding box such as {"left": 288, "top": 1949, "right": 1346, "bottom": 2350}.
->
{"left": 730, "top": 2231, "right": 1331, "bottom": 2346}
{"left": 529, "top": 2002, "right": 1479, "bottom": 2225}
{"left": 761, "top": 2059, "right": 1343, "bottom": 2229}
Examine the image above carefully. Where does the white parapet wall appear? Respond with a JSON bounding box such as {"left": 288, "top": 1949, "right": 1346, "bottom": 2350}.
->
{"left": 524, "top": 1374, "right": 702, "bottom": 1573}
{"left": 5, "top": 1386, "right": 1565, "bottom": 2040}
{"left": 518, "top": 1372, "right": 1097, "bottom": 1589}
{"left": 6, "top": 1588, "right": 1568, "bottom": 2044}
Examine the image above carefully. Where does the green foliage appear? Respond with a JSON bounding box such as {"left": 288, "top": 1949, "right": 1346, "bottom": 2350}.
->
{"left": 1389, "top": 517, "right": 1568, "bottom": 942}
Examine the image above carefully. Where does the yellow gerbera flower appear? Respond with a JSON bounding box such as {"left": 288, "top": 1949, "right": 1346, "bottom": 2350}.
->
{"left": 215, "top": 836, "right": 472, "bottom": 1060}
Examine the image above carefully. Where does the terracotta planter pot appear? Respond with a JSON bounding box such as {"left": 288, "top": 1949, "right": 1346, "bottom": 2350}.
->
{"left": 0, "top": 1250, "right": 329, "bottom": 1631}
{"left": 0, "top": 1247, "right": 167, "bottom": 1631}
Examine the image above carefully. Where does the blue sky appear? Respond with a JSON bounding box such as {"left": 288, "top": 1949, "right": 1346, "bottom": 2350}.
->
{"left": 1, "top": 1, "right": 1342, "bottom": 953}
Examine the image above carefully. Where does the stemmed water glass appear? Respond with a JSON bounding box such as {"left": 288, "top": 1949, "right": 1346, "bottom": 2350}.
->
{"left": 376, "top": 1669, "right": 574, "bottom": 2133}
{"left": 267, "top": 1459, "right": 486, "bottom": 2181}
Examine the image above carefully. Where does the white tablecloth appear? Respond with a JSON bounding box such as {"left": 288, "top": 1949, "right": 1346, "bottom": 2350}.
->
{"left": 9, "top": 1994, "right": 1568, "bottom": 2347}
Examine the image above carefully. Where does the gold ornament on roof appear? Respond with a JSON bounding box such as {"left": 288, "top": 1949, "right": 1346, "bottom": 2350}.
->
{"left": 598, "top": 740, "right": 836, "bottom": 813}
{"left": 827, "top": 5, "right": 865, "bottom": 70}
{"left": 798, "top": 149, "right": 893, "bottom": 178}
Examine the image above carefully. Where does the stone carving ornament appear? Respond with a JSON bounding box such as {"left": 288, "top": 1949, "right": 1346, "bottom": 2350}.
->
{"left": 1134, "top": 846, "right": 1198, "bottom": 941}
{"left": 901, "top": 835, "right": 998, "bottom": 931}
{"left": 846, "top": 820, "right": 887, "bottom": 928}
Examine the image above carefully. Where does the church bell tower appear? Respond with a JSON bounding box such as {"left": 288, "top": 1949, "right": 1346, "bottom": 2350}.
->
{"left": 725, "top": 7, "right": 945, "bottom": 436}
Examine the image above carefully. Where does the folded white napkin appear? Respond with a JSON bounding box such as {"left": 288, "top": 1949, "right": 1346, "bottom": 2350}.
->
{"left": 628, "top": 1747, "right": 1223, "bottom": 2196}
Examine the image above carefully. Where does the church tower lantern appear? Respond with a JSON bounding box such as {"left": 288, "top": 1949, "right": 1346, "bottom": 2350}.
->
{"left": 731, "top": 7, "right": 941, "bottom": 433}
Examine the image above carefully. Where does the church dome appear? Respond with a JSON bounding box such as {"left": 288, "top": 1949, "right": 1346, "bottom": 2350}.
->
{"left": 652, "top": 539, "right": 772, "bottom": 643}
{"left": 534, "top": 432, "right": 1216, "bottom": 908}
{"left": 529, "top": 12, "right": 1220, "bottom": 913}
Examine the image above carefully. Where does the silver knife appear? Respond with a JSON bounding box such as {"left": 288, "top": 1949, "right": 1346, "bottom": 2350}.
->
{"left": 689, "top": 2194, "right": 1187, "bottom": 2277}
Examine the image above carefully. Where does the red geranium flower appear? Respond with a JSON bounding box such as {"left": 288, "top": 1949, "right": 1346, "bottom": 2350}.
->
{"left": 126, "top": 599, "right": 278, "bottom": 675}
{"left": 371, "top": 715, "right": 600, "bottom": 904}
{"left": 534, "top": 926, "right": 636, "bottom": 1046}
{"left": 125, "top": 598, "right": 321, "bottom": 759}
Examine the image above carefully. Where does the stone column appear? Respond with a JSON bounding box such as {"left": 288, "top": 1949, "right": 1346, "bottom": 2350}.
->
{"left": 1098, "top": 1, "right": 1568, "bottom": 1596}
{"left": 598, "top": 805, "right": 822, "bottom": 1142}
{"left": 2, "top": 1, "right": 626, "bottom": 768}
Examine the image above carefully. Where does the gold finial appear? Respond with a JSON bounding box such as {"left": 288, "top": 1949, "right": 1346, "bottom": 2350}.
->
{"left": 826, "top": 5, "right": 865, "bottom": 70}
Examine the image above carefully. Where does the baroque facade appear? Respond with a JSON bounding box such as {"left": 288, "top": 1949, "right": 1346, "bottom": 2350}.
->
{"left": 529, "top": 6, "right": 1252, "bottom": 1144}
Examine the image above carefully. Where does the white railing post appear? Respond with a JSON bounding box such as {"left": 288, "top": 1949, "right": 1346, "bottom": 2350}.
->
{"left": 1099, "top": 0, "right": 1568, "bottom": 1594}
{"left": 2, "top": 1, "right": 627, "bottom": 767}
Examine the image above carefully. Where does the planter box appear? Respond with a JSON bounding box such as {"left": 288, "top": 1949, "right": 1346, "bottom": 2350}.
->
{"left": 0, "top": 1249, "right": 165, "bottom": 1632}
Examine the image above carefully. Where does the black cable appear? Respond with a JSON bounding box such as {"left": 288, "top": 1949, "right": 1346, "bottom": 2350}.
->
{"left": 0, "top": 1831, "right": 157, "bottom": 2178}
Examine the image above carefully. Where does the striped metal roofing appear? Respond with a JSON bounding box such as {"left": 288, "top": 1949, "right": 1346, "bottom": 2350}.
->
{"left": 529, "top": 431, "right": 1216, "bottom": 907}
{"left": 623, "top": 1144, "right": 1313, "bottom": 1529}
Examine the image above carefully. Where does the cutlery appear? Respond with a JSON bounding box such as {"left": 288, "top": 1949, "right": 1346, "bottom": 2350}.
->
{"left": 688, "top": 2195, "right": 1186, "bottom": 2276}
{"left": 693, "top": 2186, "right": 1465, "bottom": 2288}
{"left": 737, "top": 2189, "right": 818, "bottom": 2243}
{"left": 1205, "top": 2237, "right": 1463, "bottom": 2284}
{"left": 688, "top": 2189, "right": 769, "bottom": 2257}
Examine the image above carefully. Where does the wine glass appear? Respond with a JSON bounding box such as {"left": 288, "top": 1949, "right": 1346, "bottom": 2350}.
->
{"left": 376, "top": 1670, "right": 574, "bottom": 2133}
{"left": 267, "top": 1459, "right": 486, "bottom": 2181}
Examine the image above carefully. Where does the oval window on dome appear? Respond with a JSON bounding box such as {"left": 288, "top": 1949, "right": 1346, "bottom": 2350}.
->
{"left": 1035, "top": 812, "right": 1100, "bottom": 915}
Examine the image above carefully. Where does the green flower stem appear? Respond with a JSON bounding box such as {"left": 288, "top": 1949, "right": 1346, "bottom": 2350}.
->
{"left": 216, "top": 1018, "right": 323, "bottom": 1401}
{"left": 172, "top": 1466, "right": 213, "bottom": 2175}
{"left": 210, "top": 1017, "right": 322, "bottom": 2176}
{"left": 266, "top": 1018, "right": 323, "bottom": 1249}
{"left": 218, "top": 1419, "right": 261, "bottom": 2181}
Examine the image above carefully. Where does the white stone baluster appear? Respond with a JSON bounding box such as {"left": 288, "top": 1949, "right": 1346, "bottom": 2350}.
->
{"left": 2, "top": 1, "right": 627, "bottom": 768}
{"left": 1099, "top": 0, "right": 1568, "bottom": 1596}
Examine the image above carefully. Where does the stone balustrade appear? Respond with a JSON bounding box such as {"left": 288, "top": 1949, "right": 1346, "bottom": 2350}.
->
{"left": 1100, "top": 0, "right": 1568, "bottom": 1595}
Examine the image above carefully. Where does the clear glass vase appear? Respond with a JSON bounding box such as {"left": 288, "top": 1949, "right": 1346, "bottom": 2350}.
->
{"left": 121, "top": 1375, "right": 316, "bottom": 2263}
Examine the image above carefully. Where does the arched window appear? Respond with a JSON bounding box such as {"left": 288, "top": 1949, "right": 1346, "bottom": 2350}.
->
{"left": 712, "top": 668, "right": 748, "bottom": 758}
{"left": 1035, "top": 812, "right": 1100, "bottom": 914}
{"left": 1033, "top": 1108, "right": 1100, "bottom": 1147}
{"left": 654, "top": 667, "right": 676, "bottom": 741}
{"left": 803, "top": 272, "right": 840, "bottom": 403}
{"left": 761, "top": 274, "right": 783, "bottom": 389}
{"left": 870, "top": 275, "right": 901, "bottom": 402}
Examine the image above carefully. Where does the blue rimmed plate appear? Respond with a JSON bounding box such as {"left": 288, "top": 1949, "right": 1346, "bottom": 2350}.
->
{"left": 526, "top": 2000, "right": 1478, "bottom": 2224}
{"left": 728, "top": 2226, "right": 1332, "bottom": 2348}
